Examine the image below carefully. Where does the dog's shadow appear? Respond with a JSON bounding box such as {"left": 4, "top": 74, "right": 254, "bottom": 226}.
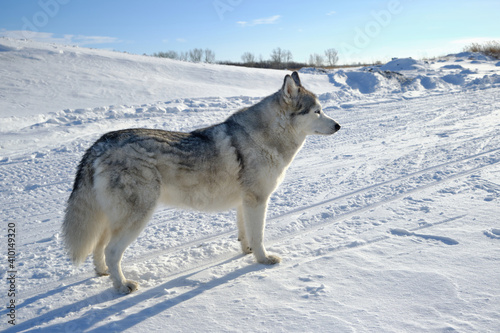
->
{"left": 9, "top": 256, "right": 264, "bottom": 332}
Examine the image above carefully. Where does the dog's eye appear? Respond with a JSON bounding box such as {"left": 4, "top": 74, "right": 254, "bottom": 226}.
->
{"left": 314, "top": 110, "right": 321, "bottom": 115}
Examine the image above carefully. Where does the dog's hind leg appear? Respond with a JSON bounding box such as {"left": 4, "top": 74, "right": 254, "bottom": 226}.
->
{"left": 93, "top": 228, "right": 110, "bottom": 276}
{"left": 242, "top": 199, "right": 281, "bottom": 265}
{"left": 105, "top": 210, "right": 154, "bottom": 294}
{"left": 95, "top": 162, "right": 161, "bottom": 294}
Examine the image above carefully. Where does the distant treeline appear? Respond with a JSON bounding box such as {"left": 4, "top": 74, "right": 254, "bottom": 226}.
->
{"left": 152, "top": 47, "right": 339, "bottom": 70}
{"left": 218, "top": 60, "right": 310, "bottom": 70}
{"left": 153, "top": 48, "right": 216, "bottom": 63}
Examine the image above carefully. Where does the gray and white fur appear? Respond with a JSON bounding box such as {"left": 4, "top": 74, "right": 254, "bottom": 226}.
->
{"left": 62, "top": 71, "right": 341, "bottom": 294}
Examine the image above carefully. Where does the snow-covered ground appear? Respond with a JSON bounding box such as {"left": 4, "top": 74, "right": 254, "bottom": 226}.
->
{"left": 1, "top": 37, "right": 499, "bottom": 332}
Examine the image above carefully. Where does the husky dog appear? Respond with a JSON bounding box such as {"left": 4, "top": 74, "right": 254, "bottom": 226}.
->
{"left": 62, "top": 72, "right": 340, "bottom": 293}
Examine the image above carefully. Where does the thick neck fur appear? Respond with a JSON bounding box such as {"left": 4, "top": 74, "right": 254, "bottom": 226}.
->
{"left": 229, "top": 91, "right": 306, "bottom": 165}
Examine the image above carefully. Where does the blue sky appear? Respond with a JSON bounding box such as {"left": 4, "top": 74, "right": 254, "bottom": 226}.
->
{"left": 1, "top": 0, "right": 499, "bottom": 64}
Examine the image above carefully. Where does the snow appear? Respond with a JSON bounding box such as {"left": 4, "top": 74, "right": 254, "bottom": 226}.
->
{"left": 1, "top": 37, "right": 499, "bottom": 332}
{"left": 379, "top": 58, "right": 428, "bottom": 71}
{"left": 0, "top": 38, "right": 331, "bottom": 119}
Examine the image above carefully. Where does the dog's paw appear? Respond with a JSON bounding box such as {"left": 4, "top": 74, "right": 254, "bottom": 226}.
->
{"left": 258, "top": 254, "right": 281, "bottom": 265}
{"left": 239, "top": 239, "right": 253, "bottom": 254}
{"left": 241, "top": 245, "right": 253, "bottom": 254}
{"left": 116, "top": 280, "right": 139, "bottom": 294}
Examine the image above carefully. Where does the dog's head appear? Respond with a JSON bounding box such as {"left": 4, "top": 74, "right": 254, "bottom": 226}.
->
{"left": 281, "top": 72, "right": 340, "bottom": 136}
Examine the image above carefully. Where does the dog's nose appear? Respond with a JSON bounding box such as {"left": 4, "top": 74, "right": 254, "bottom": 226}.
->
{"left": 335, "top": 123, "right": 341, "bottom": 131}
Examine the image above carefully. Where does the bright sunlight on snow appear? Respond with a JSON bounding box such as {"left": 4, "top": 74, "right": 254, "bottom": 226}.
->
{"left": 1, "top": 37, "right": 499, "bottom": 332}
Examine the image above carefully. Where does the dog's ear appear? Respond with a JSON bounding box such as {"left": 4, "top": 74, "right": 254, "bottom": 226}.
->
{"left": 282, "top": 74, "right": 299, "bottom": 101}
{"left": 291, "top": 71, "right": 302, "bottom": 87}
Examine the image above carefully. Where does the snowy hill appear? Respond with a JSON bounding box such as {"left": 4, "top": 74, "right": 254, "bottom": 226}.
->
{"left": 1, "top": 38, "right": 500, "bottom": 332}
{"left": 0, "top": 37, "right": 330, "bottom": 118}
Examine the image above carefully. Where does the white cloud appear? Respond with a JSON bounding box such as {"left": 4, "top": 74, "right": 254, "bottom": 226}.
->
{"left": 176, "top": 38, "right": 187, "bottom": 43}
{"left": 326, "top": 11, "right": 336, "bottom": 16}
{"left": 0, "top": 30, "right": 120, "bottom": 46}
{"left": 237, "top": 15, "right": 281, "bottom": 27}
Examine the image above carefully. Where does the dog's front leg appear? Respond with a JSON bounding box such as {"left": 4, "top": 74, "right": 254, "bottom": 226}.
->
{"left": 242, "top": 200, "right": 281, "bottom": 265}
{"left": 237, "top": 205, "right": 252, "bottom": 254}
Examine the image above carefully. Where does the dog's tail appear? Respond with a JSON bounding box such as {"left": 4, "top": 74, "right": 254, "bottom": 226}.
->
{"left": 62, "top": 151, "right": 105, "bottom": 265}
